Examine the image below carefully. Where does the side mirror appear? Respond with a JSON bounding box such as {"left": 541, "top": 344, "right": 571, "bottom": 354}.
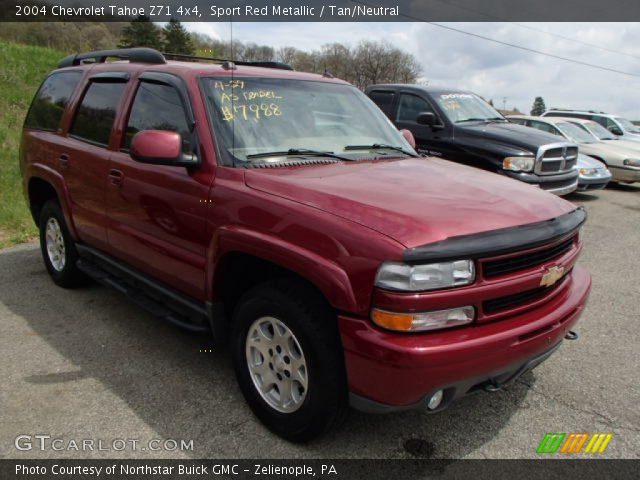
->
{"left": 607, "top": 125, "right": 623, "bottom": 136}
{"left": 417, "top": 111, "right": 437, "bottom": 126}
{"left": 130, "top": 130, "right": 198, "bottom": 167}
{"left": 400, "top": 129, "right": 416, "bottom": 149}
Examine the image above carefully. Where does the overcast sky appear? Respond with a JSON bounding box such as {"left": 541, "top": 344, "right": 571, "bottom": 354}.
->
{"left": 185, "top": 22, "right": 640, "bottom": 119}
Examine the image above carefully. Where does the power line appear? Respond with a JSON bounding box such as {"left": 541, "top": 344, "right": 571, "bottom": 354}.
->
{"left": 352, "top": 0, "right": 640, "bottom": 78}
{"left": 429, "top": 0, "right": 640, "bottom": 61}
{"left": 512, "top": 23, "right": 640, "bottom": 61}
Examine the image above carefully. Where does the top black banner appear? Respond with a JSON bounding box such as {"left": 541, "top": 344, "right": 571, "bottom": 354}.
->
{"left": 2, "top": 0, "right": 640, "bottom": 22}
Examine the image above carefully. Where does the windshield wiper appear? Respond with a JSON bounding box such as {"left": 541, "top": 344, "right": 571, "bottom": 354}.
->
{"left": 246, "top": 148, "right": 351, "bottom": 162}
{"left": 343, "top": 144, "right": 418, "bottom": 157}
{"left": 457, "top": 117, "right": 505, "bottom": 124}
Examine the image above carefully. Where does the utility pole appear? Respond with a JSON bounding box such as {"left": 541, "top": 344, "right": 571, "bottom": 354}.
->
{"left": 502, "top": 97, "right": 507, "bottom": 111}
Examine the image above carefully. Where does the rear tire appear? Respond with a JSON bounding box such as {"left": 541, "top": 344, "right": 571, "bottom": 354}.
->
{"left": 39, "top": 201, "right": 85, "bottom": 288}
{"left": 231, "top": 278, "right": 348, "bottom": 442}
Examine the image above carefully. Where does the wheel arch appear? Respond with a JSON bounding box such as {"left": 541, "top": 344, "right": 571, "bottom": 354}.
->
{"left": 207, "top": 226, "right": 360, "bottom": 320}
{"left": 26, "top": 167, "right": 78, "bottom": 239}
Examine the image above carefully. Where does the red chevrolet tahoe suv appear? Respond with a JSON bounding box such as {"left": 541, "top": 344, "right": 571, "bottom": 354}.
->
{"left": 20, "top": 48, "right": 591, "bottom": 441}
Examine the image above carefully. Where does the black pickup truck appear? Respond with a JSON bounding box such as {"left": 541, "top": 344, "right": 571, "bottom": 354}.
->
{"left": 366, "top": 85, "right": 579, "bottom": 195}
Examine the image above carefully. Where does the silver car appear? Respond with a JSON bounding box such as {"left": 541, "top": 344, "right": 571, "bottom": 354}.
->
{"left": 575, "top": 153, "right": 611, "bottom": 191}
{"left": 542, "top": 109, "right": 640, "bottom": 142}
{"left": 508, "top": 115, "right": 639, "bottom": 184}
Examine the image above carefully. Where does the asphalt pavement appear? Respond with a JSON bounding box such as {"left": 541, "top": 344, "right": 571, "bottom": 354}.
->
{"left": 0, "top": 184, "right": 638, "bottom": 459}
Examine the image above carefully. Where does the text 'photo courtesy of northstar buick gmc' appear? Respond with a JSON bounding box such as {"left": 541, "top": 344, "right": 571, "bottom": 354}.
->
{"left": 20, "top": 48, "right": 591, "bottom": 441}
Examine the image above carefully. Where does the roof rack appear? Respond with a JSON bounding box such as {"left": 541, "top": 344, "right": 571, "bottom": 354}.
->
{"left": 162, "top": 52, "right": 293, "bottom": 71}
{"left": 58, "top": 48, "right": 166, "bottom": 68}
{"left": 550, "top": 108, "right": 608, "bottom": 114}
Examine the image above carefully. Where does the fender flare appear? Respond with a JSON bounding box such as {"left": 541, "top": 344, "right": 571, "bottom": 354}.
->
{"left": 26, "top": 164, "right": 79, "bottom": 240}
{"left": 206, "top": 225, "right": 359, "bottom": 313}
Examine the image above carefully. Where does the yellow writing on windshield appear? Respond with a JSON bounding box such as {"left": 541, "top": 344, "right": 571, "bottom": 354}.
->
{"left": 213, "top": 79, "right": 285, "bottom": 122}
{"left": 222, "top": 103, "right": 282, "bottom": 122}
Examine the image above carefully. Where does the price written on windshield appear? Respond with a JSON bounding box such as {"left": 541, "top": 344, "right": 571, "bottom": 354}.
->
{"left": 213, "top": 80, "right": 284, "bottom": 122}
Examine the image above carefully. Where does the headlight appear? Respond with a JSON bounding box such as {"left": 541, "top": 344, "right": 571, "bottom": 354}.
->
{"left": 623, "top": 158, "right": 640, "bottom": 167}
{"left": 371, "top": 306, "right": 475, "bottom": 332}
{"left": 579, "top": 168, "right": 598, "bottom": 176}
{"left": 375, "top": 260, "right": 475, "bottom": 291}
{"left": 503, "top": 156, "right": 535, "bottom": 172}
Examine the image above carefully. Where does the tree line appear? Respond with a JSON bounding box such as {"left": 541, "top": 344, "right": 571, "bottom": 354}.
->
{"left": 0, "top": 17, "right": 421, "bottom": 89}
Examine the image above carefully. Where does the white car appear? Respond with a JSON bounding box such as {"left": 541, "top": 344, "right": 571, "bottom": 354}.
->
{"left": 508, "top": 115, "right": 640, "bottom": 184}
{"left": 542, "top": 109, "right": 640, "bottom": 142}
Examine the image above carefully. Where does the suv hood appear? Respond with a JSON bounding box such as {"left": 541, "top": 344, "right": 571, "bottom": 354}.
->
{"left": 245, "top": 158, "right": 574, "bottom": 248}
{"left": 456, "top": 122, "right": 564, "bottom": 153}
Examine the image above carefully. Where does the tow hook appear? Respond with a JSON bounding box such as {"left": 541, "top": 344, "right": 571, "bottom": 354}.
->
{"left": 565, "top": 330, "right": 579, "bottom": 341}
{"left": 484, "top": 380, "right": 502, "bottom": 392}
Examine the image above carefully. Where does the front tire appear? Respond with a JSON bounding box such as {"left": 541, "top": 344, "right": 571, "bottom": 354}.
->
{"left": 231, "top": 279, "right": 348, "bottom": 442}
{"left": 39, "top": 201, "right": 85, "bottom": 288}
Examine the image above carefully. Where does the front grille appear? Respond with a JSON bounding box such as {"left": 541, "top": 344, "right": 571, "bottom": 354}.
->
{"left": 483, "top": 286, "right": 552, "bottom": 313}
{"left": 537, "top": 145, "right": 578, "bottom": 174}
{"left": 483, "top": 237, "right": 574, "bottom": 278}
{"left": 541, "top": 160, "right": 563, "bottom": 172}
{"left": 539, "top": 178, "right": 577, "bottom": 191}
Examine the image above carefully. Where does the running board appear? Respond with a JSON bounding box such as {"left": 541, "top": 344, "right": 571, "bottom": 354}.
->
{"left": 76, "top": 245, "right": 210, "bottom": 334}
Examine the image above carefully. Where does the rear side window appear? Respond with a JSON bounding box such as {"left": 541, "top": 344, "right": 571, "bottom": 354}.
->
{"left": 592, "top": 116, "right": 617, "bottom": 130}
{"left": 368, "top": 90, "right": 395, "bottom": 118}
{"left": 529, "top": 120, "right": 560, "bottom": 136}
{"left": 24, "top": 71, "right": 82, "bottom": 131}
{"left": 123, "top": 81, "right": 192, "bottom": 154}
{"left": 70, "top": 82, "right": 126, "bottom": 146}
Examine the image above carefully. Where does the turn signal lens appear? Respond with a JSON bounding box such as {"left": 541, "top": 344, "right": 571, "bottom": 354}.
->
{"left": 371, "top": 306, "right": 475, "bottom": 332}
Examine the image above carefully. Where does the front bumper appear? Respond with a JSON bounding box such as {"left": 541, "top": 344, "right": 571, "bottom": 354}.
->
{"left": 339, "top": 266, "right": 591, "bottom": 411}
{"left": 609, "top": 166, "right": 640, "bottom": 183}
{"left": 577, "top": 170, "right": 612, "bottom": 191}
{"left": 504, "top": 170, "right": 579, "bottom": 196}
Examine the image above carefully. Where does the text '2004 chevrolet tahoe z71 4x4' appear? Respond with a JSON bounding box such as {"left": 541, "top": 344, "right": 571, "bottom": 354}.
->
{"left": 21, "top": 48, "right": 591, "bottom": 441}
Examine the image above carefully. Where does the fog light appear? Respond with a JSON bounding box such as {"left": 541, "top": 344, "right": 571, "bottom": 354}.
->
{"left": 427, "top": 390, "right": 444, "bottom": 410}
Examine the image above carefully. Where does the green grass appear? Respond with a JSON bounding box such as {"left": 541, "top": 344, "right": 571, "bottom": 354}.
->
{"left": 0, "top": 41, "right": 63, "bottom": 248}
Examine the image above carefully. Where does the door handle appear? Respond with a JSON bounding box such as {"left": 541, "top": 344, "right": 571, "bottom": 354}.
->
{"left": 108, "top": 169, "right": 123, "bottom": 186}
{"left": 59, "top": 154, "right": 69, "bottom": 168}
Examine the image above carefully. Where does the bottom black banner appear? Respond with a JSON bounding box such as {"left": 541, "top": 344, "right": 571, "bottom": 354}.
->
{"left": 1, "top": 459, "right": 638, "bottom": 479}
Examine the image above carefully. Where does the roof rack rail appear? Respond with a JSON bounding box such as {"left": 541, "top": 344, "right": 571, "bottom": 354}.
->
{"left": 58, "top": 48, "right": 166, "bottom": 68}
{"left": 162, "top": 52, "right": 293, "bottom": 71}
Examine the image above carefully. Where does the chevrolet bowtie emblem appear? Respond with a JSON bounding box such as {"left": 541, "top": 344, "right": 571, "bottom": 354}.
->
{"left": 540, "top": 265, "right": 565, "bottom": 287}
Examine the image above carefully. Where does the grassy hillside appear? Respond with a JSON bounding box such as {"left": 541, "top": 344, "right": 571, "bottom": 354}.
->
{"left": 0, "top": 41, "right": 63, "bottom": 248}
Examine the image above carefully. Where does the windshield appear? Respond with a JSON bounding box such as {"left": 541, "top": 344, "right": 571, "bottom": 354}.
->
{"left": 615, "top": 116, "right": 640, "bottom": 133}
{"left": 202, "top": 76, "right": 414, "bottom": 164}
{"left": 580, "top": 120, "right": 616, "bottom": 140}
{"left": 434, "top": 93, "right": 505, "bottom": 123}
{"left": 556, "top": 121, "right": 596, "bottom": 143}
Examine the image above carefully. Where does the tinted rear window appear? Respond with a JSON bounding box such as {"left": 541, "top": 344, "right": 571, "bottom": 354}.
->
{"left": 24, "top": 71, "right": 82, "bottom": 131}
{"left": 70, "top": 82, "right": 126, "bottom": 146}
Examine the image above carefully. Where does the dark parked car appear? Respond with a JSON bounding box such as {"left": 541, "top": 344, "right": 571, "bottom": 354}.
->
{"left": 21, "top": 49, "right": 591, "bottom": 441}
{"left": 366, "top": 85, "right": 579, "bottom": 195}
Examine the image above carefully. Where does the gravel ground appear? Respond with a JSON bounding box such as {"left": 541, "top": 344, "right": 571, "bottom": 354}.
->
{"left": 0, "top": 184, "right": 638, "bottom": 460}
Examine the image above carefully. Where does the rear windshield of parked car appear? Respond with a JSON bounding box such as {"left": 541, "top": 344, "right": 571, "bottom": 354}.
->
{"left": 556, "top": 121, "right": 596, "bottom": 144}
{"left": 202, "top": 77, "right": 412, "bottom": 164}
{"left": 24, "top": 71, "right": 82, "bottom": 131}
